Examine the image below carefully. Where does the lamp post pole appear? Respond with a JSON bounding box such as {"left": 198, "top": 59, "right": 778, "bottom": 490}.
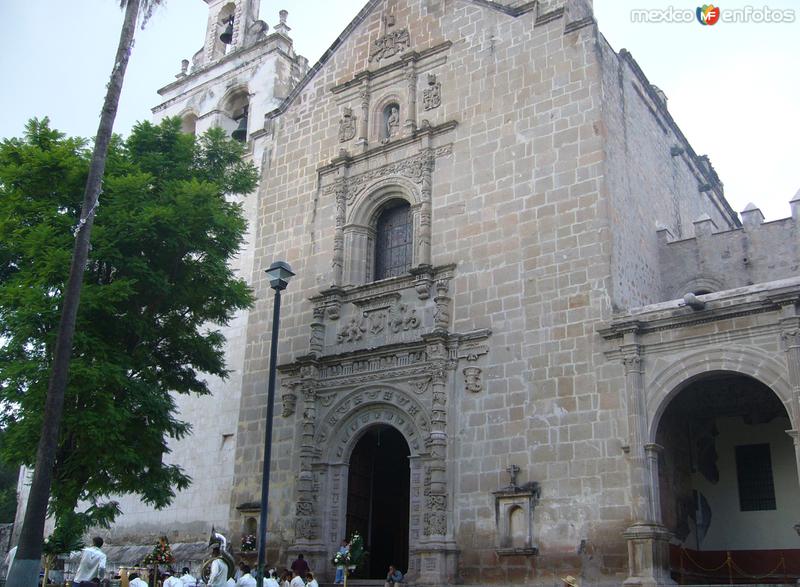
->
{"left": 257, "top": 261, "right": 294, "bottom": 585}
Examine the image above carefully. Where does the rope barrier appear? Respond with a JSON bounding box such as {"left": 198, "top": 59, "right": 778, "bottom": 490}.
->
{"left": 729, "top": 555, "right": 786, "bottom": 581}
{"left": 677, "top": 547, "right": 794, "bottom": 584}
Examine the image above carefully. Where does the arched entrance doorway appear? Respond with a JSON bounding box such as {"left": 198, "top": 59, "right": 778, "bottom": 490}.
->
{"left": 655, "top": 373, "right": 800, "bottom": 583}
{"left": 346, "top": 424, "right": 410, "bottom": 578}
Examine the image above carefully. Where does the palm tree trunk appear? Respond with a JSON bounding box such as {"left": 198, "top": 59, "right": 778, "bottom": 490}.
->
{"left": 6, "top": 1, "right": 142, "bottom": 584}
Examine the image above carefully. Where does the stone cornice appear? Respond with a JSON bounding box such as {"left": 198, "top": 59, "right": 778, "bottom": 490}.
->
{"left": 329, "top": 42, "right": 453, "bottom": 95}
{"left": 153, "top": 38, "right": 294, "bottom": 112}
{"left": 317, "top": 123, "right": 457, "bottom": 177}
{"left": 599, "top": 278, "right": 800, "bottom": 340}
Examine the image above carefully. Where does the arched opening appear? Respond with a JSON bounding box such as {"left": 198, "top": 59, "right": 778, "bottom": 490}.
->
{"left": 656, "top": 373, "right": 800, "bottom": 583}
{"left": 210, "top": 3, "right": 237, "bottom": 61}
{"left": 346, "top": 424, "right": 410, "bottom": 578}
{"left": 221, "top": 90, "right": 249, "bottom": 143}
{"left": 181, "top": 113, "right": 198, "bottom": 135}
{"left": 373, "top": 200, "right": 412, "bottom": 281}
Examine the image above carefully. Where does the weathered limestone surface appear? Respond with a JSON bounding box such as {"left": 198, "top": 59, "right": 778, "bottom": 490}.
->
{"left": 12, "top": 2, "right": 800, "bottom": 586}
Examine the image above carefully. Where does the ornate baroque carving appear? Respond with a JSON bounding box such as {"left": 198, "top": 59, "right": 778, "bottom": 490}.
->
{"left": 463, "top": 366, "right": 483, "bottom": 393}
{"left": 338, "top": 107, "right": 357, "bottom": 142}
{"left": 388, "top": 302, "right": 419, "bottom": 333}
{"left": 295, "top": 516, "right": 317, "bottom": 539}
{"left": 281, "top": 384, "right": 298, "bottom": 417}
{"left": 423, "top": 512, "right": 447, "bottom": 536}
{"left": 369, "top": 28, "right": 410, "bottom": 63}
{"left": 309, "top": 306, "right": 325, "bottom": 356}
{"left": 423, "top": 74, "right": 442, "bottom": 110}
{"left": 322, "top": 146, "right": 452, "bottom": 202}
{"left": 337, "top": 316, "right": 366, "bottom": 344}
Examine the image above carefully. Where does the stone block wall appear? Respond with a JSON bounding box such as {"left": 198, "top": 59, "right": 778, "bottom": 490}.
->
{"left": 228, "top": 1, "right": 635, "bottom": 583}
{"left": 598, "top": 41, "right": 739, "bottom": 311}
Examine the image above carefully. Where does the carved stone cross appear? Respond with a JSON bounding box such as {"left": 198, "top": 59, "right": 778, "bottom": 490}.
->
{"left": 507, "top": 464, "right": 520, "bottom": 488}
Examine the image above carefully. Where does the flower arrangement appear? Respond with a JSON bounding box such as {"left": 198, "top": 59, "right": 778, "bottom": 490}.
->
{"left": 347, "top": 533, "right": 367, "bottom": 570}
{"left": 331, "top": 532, "right": 368, "bottom": 571}
{"left": 331, "top": 549, "right": 351, "bottom": 567}
{"left": 241, "top": 534, "right": 256, "bottom": 552}
{"left": 143, "top": 536, "right": 175, "bottom": 565}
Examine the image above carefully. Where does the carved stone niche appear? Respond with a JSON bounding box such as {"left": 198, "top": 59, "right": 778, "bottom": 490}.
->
{"left": 493, "top": 469, "right": 540, "bottom": 557}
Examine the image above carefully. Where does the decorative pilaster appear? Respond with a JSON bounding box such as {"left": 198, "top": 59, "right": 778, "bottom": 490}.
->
{"left": 332, "top": 179, "right": 347, "bottom": 286}
{"left": 644, "top": 443, "right": 663, "bottom": 523}
{"left": 620, "top": 327, "right": 674, "bottom": 586}
{"left": 309, "top": 306, "right": 325, "bottom": 357}
{"left": 405, "top": 62, "right": 417, "bottom": 136}
{"left": 433, "top": 279, "right": 452, "bottom": 333}
{"left": 418, "top": 149, "right": 434, "bottom": 267}
{"left": 621, "top": 326, "right": 650, "bottom": 524}
{"left": 295, "top": 366, "right": 319, "bottom": 543}
{"left": 358, "top": 82, "right": 370, "bottom": 149}
{"left": 777, "top": 298, "right": 800, "bottom": 487}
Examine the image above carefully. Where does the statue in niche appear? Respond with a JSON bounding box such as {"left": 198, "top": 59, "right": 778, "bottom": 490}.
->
{"left": 382, "top": 104, "right": 400, "bottom": 143}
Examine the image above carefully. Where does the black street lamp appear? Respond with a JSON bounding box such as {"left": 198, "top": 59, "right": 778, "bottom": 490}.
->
{"left": 257, "top": 261, "right": 295, "bottom": 583}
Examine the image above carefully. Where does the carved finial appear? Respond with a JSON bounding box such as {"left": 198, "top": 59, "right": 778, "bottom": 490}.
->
{"left": 176, "top": 59, "right": 189, "bottom": 79}
{"left": 275, "top": 10, "right": 291, "bottom": 34}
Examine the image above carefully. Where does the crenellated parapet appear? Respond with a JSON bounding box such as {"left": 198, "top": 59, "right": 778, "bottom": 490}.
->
{"left": 657, "top": 193, "right": 800, "bottom": 301}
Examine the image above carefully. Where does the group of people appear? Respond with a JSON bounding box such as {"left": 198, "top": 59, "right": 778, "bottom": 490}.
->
{"left": 3, "top": 536, "right": 404, "bottom": 587}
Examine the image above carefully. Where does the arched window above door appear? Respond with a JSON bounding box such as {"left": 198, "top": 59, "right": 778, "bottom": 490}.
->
{"left": 374, "top": 200, "right": 412, "bottom": 281}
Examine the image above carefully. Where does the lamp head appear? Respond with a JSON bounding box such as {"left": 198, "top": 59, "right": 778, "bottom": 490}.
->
{"left": 265, "top": 261, "right": 295, "bottom": 291}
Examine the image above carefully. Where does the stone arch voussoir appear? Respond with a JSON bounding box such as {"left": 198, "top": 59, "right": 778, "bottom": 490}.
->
{"left": 646, "top": 345, "right": 794, "bottom": 442}
{"left": 315, "top": 384, "right": 431, "bottom": 463}
{"left": 347, "top": 178, "right": 421, "bottom": 227}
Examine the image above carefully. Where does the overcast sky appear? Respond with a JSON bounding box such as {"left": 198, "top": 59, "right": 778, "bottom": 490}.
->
{"left": 1, "top": 1, "right": 798, "bottom": 220}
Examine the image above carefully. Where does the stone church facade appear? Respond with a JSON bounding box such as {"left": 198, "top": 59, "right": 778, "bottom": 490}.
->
{"left": 13, "top": 0, "right": 800, "bottom": 585}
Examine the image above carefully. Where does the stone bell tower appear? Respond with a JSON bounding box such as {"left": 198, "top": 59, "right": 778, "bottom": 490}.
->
{"left": 200, "top": 0, "right": 267, "bottom": 66}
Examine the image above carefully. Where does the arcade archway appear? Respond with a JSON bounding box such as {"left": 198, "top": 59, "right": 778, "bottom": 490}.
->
{"left": 655, "top": 373, "right": 800, "bottom": 583}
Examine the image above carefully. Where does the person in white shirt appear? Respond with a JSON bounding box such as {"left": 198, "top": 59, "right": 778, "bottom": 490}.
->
{"left": 72, "top": 537, "right": 107, "bottom": 585}
{"left": 181, "top": 566, "right": 198, "bottom": 586}
{"left": 305, "top": 572, "right": 319, "bottom": 587}
{"left": 236, "top": 565, "right": 257, "bottom": 587}
{"left": 164, "top": 570, "right": 184, "bottom": 587}
{"left": 208, "top": 546, "right": 230, "bottom": 587}
{"left": 289, "top": 569, "right": 305, "bottom": 587}
{"left": 4, "top": 545, "right": 17, "bottom": 580}
{"left": 263, "top": 568, "right": 280, "bottom": 587}
{"left": 129, "top": 572, "right": 149, "bottom": 587}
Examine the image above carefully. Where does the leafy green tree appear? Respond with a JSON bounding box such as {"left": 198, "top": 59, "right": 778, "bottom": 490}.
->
{"left": 8, "top": 2, "right": 166, "bottom": 584}
{"left": 0, "top": 430, "right": 18, "bottom": 523}
{"left": 0, "top": 118, "right": 257, "bottom": 546}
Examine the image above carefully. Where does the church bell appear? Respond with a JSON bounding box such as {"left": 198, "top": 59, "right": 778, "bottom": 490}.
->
{"left": 231, "top": 109, "right": 248, "bottom": 142}
{"left": 220, "top": 17, "right": 234, "bottom": 45}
